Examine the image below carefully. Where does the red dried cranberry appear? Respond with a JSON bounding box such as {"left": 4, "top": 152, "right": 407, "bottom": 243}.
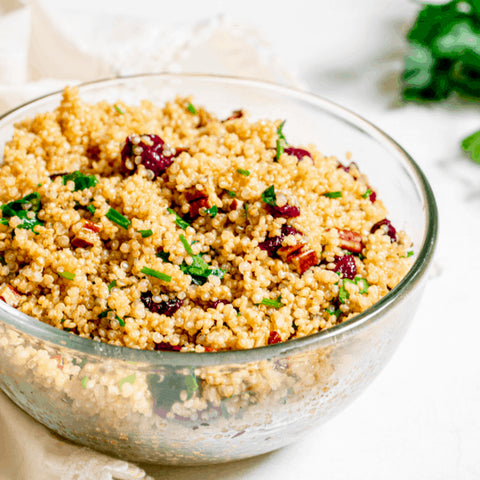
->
{"left": 121, "top": 134, "right": 176, "bottom": 179}
{"left": 259, "top": 224, "right": 303, "bottom": 258}
{"left": 371, "top": 218, "right": 397, "bottom": 242}
{"left": 210, "top": 299, "right": 231, "bottom": 309}
{"left": 284, "top": 147, "right": 312, "bottom": 161}
{"left": 268, "top": 331, "right": 282, "bottom": 344}
{"left": 154, "top": 342, "right": 182, "bottom": 352}
{"left": 334, "top": 255, "right": 357, "bottom": 280}
{"left": 266, "top": 203, "right": 300, "bottom": 218}
{"left": 369, "top": 189, "right": 377, "bottom": 203}
{"left": 224, "top": 110, "right": 243, "bottom": 121}
{"left": 141, "top": 292, "right": 184, "bottom": 316}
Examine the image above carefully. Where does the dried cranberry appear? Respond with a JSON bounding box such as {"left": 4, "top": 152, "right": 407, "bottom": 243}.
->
{"left": 268, "top": 331, "right": 282, "bottom": 344}
{"left": 259, "top": 224, "right": 303, "bottom": 258}
{"left": 154, "top": 342, "right": 182, "bottom": 352}
{"left": 86, "top": 145, "right": 101, "bottom": 160}
{"left": 334, "top": 255, "right": 357, "bottom": 280}
{"left": 371, "top": 218, "right": 397, "bottom": 242}
{"left": 369, "top": 189, "right": 377, "bottom": 203}
{"left": 141, "top": 291, "right": 184, "bottom": 316}
{"left": 284, "top": 147, "right": 312, "bottom": 161}
{"left": 210, "top": 299, "right": 231, "bottom": 309}
{"left": 121, "top": 134, "right": 176, "bottom": 179}
{"left": 266, "top": 203, "right": 300, "bottom": 218}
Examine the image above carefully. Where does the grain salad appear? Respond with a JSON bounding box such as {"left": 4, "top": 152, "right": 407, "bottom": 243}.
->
{"left": 0, "top": 87, "right": 413, "bottom": 353}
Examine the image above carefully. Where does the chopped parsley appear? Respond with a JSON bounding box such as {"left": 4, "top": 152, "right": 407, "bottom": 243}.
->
{"left": 167, "top": 208, "right": 190, "bottom": 230}
{"left": 224, "top": 190, "right": 236, "bottom": 198}
{"left": 179, "top": 234, "right": 225, "bottom": 285}
{"left": 81, "top": 376, "right": 89, "bottom": 389}
{"left": 184, "top": 374, "right": 199, "bottom": 399}
{"left": 140, "top": 267, "right": 172, "bottom": 283}
{"left": 259, "top": 296, "right": 283, "bottom": 309}
{"left": 236, "top": 168, "right": 250, "bottom": 176}
{"left": 244, "top": 202, "right": 248, "bottom": 218}
{"left": 106, "top": 208, "right": 131, "bottom": 230}
{"left": 114, "top": 104, "right": 125, "bottom": 114}
{"left": 0, "top": 192, "right": 43, "bottom": 233}
{"left": 326, "top": 305, "right": 342, "bottom": 318}
{"left": 205, "top": 205, "right": 218, "bottom": 218}
{"left": 323, "top": 191, "right": 342, "bottom": 199}
{"left": 261, "top": 185, "right": 277, "bottom": 206}
{"left": 107, "top": 280, "right": 117, "bottom": 292}
{"left": 187, "top": 102, "right": 197, "bottom": 114}
{"left": 138, "top": 229, "right": 153, "bottom": 238}
{"left": 156, "top": 251, "right": 171, "bottom": 263}
{"left": 118, "top": 373, "right": 136, "bottom": 389}
{"left": 354, "top": 276, "right": 369, "bottom": 294}
{"left": 87, "top": 205, "right": 96, "bottom": 215}
{"left": 62, "top": 171, "right": 98, "bottom": 191}
{"left": 361, "top": 189, "right": 372, "bottom": 199}
{"left": 275, "top": 120, "right": 287, "bottom": 161}
{"left": 0, "top": 256, "right": 5, "bottom": 266}
{"left": 58, "top": 271, "right": 75, "bottom": 281}
{"left": 462, "top": 130, "right": 480, "bottom": 164}
{"left": 402, "top": 250, "right": 415, "bottom": 258}
{"left": 98, "top": 308, "right": 125, "bottom": 327}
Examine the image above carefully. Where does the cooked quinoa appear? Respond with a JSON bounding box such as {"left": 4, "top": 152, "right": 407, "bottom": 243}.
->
{"left": 0, "top": 87, "right": 413, "bottom": 352}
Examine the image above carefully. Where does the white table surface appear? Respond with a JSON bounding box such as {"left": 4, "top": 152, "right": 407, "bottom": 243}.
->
{"left": 12, "top": 1, "right": 480, "bottom": 478}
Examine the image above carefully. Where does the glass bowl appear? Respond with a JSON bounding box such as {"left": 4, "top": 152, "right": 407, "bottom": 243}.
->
{"left": 0, "top": 73, "right": 437, "bottom": 465}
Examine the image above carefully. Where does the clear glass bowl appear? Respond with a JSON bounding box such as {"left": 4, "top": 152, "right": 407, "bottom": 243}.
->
{"left": 0, "top": 74, "right": 437, "bottom": 465}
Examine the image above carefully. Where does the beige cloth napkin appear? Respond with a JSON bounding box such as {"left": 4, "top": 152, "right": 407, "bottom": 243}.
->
{"left": 0, "top": 1, "right": 297, "bottom": 479}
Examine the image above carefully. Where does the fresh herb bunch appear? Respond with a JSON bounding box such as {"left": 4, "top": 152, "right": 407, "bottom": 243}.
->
{"left": 402, "top": 0, "right": 480, "bottom": 102}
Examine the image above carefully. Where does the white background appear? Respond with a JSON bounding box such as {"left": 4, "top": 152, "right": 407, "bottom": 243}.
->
{"left": 4, "top": 0, "right": 480, "bottom": 478}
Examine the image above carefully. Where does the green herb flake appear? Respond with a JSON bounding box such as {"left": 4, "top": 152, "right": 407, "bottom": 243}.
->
{"left": 338, "top": 280, "right": 350, "bottom": 304}
{"left": 224, "top": 190, "right": 236, "bottom": 198}
{"left": 98, "top": 308, "right": 125, "bottom": 326}
{"left": 361, "top": 189, "right": 372, "bottom": 199}
{"left": 114, "top": 104, "right": 125, "bottom": 114}
{"left": 87, "top": 205, "right": 96, "bottom": 215}
{"left": 62, "top": 171, "right": 99, "bottom": 191}
{"left": 354, "top": 276, "right": 370, "bottom": 295}
{"left": 205, "top": 205, "right": 218, "bottom": 218}
{"left": 1, "top": 192, "right": 43, "bottom": 233}
{"left": 107, "top": 280, "right": 117, "bottom": 292}
{"left": 58, "top": 271, "right": 75, "bottom": 281}
{"left": 138, "top": 229, "right": 153, "bottom": 238}
{"left": 81, "top": 376, "right": 89, "bottom": 389}
{"left": 244, "top": 202, "right": 248, "bottom": 218}
{"left": 402, "top": 250, "right": 415, "bottom": 258}
{"left": 462, "top": 129, "right": 480, "bottom": 164}
{"left": 156, "top": 251, "right": 171, "bottom": 263}
{"left": 261, "top": 185, "right": 277, "bottom": 206}
{"left": 275, "top": 120, "right": 287, "bottom": 162}
{"left": 259, "top": 296, "right": 283, "bottom": 309}
{"left": 119, "top": 373, "right": 136, "bottom": 389}
{"left": 0, "top": 256, "right": 5, "bottom": 266}
{"left": 236, "top": 168, "right": 250, "bottom": 176}
{"left": 184, "top": 374, "right": 199, "bottom": 399}
{"left": 187, "top": 102, "right": 197, "bottom": 114}
{"left": 326, "top": 305, "right": 342, "bottom": 318}
{"left": 106, "top": 207, "right": 131, "bottom": 230}
{"left": 323, "top": 191, "right": 342, "bottom": 199}
{"left": 140, "top": 267, "right": 172, "bottom": 283}
{"left": 179, "top": 234, "right": 226, "bottom": 285}
{"left": 167, "top": 208, "right": 191, "bottom": 230}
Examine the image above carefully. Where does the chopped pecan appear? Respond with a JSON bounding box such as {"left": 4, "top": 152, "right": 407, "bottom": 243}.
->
{"left": 185, "top": 186, "right": 210, "bottom": 220}
{"left": 0, "top": 284, "right": 21, "bottom": 307}
{"left": 71, "top": 219, "right": 100, "bottom": 249}
{"left": 289, "top": 248, "right": 319, "bottom": 275}
{"left": 339, "top": 229, "right": 364, "bottom": 254}
{"left": 278, "top": 242, "right": 318, "bottom": 275}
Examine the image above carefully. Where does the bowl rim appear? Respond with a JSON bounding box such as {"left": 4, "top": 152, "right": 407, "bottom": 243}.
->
{"left": 0, "top": 72, "right": 438, "bottom": 365}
